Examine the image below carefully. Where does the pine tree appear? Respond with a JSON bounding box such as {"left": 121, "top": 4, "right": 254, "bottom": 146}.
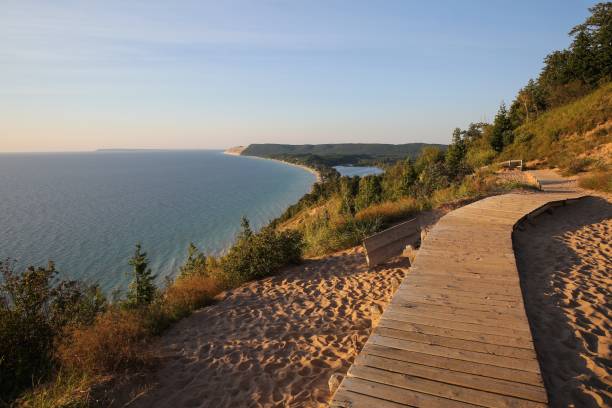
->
{"left": 179, "top": 243, "right": 208, "bottom": 278}
{"left": 238, "top": 216, "right": 253, "bottom": 241}
{"left": 489, "top": 103, "right": 513, "bottom": 152}
{"left": 445, "top": 128, "right": 467, "bottom": 177}
{"left": 126, "top": 243, "right": 156, "bottom": 306}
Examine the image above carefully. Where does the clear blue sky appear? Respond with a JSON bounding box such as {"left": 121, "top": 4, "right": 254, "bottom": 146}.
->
{"left": 0, "top": 0, "right": 598, "bottom": 152}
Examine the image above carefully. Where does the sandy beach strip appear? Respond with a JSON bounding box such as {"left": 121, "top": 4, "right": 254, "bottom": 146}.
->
{"left": 514, "top": 195, "right": 611, "bottom": 407}
{"left": 121, "top": 247, "right": 406, "bottom": 408}
{"left": 223, "top": 148, "right": 322, "bottom": 183}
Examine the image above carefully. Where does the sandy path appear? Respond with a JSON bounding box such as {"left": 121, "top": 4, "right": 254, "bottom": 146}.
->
{"left": 125, "top": 248, "right": 406, "bottom": 408}
{"left": 514, "top": 196, "right": 612, "bottom": 407}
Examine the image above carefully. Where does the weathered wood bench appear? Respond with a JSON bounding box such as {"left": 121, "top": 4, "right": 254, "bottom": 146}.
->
{"left": 363, "top": 218, "right": 420, "bottom": 268}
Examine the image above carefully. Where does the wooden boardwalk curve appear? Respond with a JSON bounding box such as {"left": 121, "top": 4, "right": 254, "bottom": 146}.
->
{"left": 330, "top": 187, "right": 586, "bottom": 407}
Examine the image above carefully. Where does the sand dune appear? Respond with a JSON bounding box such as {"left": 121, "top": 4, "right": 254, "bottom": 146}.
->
{"left": 123, "top": 248, "right": 407, "bottom": 408}
{"left": 514, "top": 196, "right": 611, "bottom": 407}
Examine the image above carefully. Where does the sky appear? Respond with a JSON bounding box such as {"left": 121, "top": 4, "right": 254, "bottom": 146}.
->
{"left": 0, "top": 0, "right": 599, "bottom": 152}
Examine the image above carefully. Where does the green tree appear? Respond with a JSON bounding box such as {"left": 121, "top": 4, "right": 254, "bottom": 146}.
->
{"left": 381, "top": 158, "right": 416, "bottom": 200}
{"left": 414, "top": 146, "right": 444, "bottom": 174}
{"left": 238, "top": 216, "right": 253, "bottom": 240}
{"left": 339, "top": 176, "right": 359, "bottom": 215}
{"left": 536, "top": 2, "right": 611, "bottom": 107}
{"left": 445, "top": 128, "right": 468, "bottom": 178}
{"left": 569, "top": 2, "right": 611, "bottom": 86}
{"left": 489, "top": 103, "right": 513, "bottom": 152}
{"left": 355, "top": 175, "right": 382, "bottom": 211}
{"left": 126, "top": 244, "right": 156, "bottom": 307}
{"left": 179, "top": 243, "right": 209, "bottom": 278}
{"left": 510, "top": 79, "right": 547, "bottom": 126}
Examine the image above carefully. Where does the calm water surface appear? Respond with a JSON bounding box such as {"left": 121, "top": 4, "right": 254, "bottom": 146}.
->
{"left": 0, "top": 151, "right": 315, "bottom": 291}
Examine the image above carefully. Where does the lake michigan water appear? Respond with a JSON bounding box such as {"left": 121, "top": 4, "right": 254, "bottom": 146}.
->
{"left": 0, "top": 150, "right": 315, "bottom": 292}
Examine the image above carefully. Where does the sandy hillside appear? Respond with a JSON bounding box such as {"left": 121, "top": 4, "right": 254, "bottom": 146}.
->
{"left": 122, "top": 248, "right": 407, "bottom": 408}
{"left": 514, "top": 196, "right": 611, "bottom": 407}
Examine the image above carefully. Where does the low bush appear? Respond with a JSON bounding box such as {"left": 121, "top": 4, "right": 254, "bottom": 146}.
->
{"left": 0, "top": 260, "right": 106, "bottom": 401}
{"left": 56, "top": 308, "right": 149, "bottom": 376}
{"left": 219, "top": 218, "right": 304, "bottom": 286}
{"left": 578, "top": 169, "right": 612, "bottom": 192}
{"left": 145, "top": 275, "right": 220, "bottom": 334}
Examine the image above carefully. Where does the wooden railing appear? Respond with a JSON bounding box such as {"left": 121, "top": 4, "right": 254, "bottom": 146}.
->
{"left": 363, "top": 218, "right": 420, "bottom": 267}
{"left": 498, "top": 159, "right": 523, "bottom": 171}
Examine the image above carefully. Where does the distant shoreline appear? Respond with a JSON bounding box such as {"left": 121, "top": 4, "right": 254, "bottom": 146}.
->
{"left": 223, "top": 147, "right": 321, "bottom": 183}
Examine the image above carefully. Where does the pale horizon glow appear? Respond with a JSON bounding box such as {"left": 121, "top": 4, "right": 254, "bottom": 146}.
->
{"left": 0, "top": 0, "right": 597, "bottom": 152}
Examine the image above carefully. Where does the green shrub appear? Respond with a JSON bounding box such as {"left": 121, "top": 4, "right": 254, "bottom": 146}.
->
{"left": 0, "top": 260, "right": 106, "bottom": 401}
{"left": 219, "top": 218, "right": 303, "bottom": 286}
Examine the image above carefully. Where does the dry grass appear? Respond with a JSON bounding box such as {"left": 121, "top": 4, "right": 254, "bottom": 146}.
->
{"left": 579, "top": 169, "right": 612, "bottom": 193}
{"left": 15, "top": 371, "right": 100, "bottom": 408}
{"left": 502, "top": 83, "right": 612, "bottom": 168}
{"left": 56, "top": 309, "right": 150, "bottom": 376}
{"left": 163, "top": 275, "right": 220, "bottom": 316}
{"left": 355, "top": 197, "right": 424, "bottom": 224}
{"left": 18, "top": 274, "right": 222, "bottom": 407}
{"left": 55, "top": 275, "right": 220, "bottom": 377}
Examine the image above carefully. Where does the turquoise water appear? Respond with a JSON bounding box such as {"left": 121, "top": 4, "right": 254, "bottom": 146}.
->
{"left": 0, "top": 151, "right": 315, "bottom": 292}
{"left": 334, "top": 165, "right": 384, "bottom": 177}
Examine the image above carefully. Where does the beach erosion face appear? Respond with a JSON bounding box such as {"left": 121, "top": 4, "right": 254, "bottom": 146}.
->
{"left": 124, "top": 247, "right": 406, "bottom": 408}
{"left": 514, "top": 196, "right": 612, "bottom": 407}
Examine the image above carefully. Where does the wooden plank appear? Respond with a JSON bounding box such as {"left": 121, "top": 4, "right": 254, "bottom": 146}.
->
{"left": 377, "top": 318, "right": 533, "bottom": 349}
{"left": 393, "top": 292, "right": 524, "bottom": 309}
{"left": 374, "top": 326, "right": 536, "bottom": 360}
{"left": 394, "top": 292, "right": 525, "bottom": 315}
{"left": 369, "top": 335, "right": 541, "bottom": 372}
{"left": 408, "top": 268, "right": 521, "bottom": 283}
{"left": 388, "top": 304, "right": 528, "bottom": 328}
{"left": 418, "top": 247, "right": 516, "bottom": 261}
{"left": 355, "top": 354, "right": 547, "bottom": 403}
{"left": 338, "top": 377, "right": 479, "bottom": 408}
{"left": 364, "top": 344, "right": 543, "bottom": 385}
{"left": 400, "top": 284, "right": 522, "bottom": 301}
{"left": 348, "top": 365, "right": 546, "bottom": 407}
{"left": 378, "top": 313, "right": 533, "bottom": 344}
{"left": 389, "top": 297, "right": 526, "bottom": 316}
{"left": 408, "top": 269, "right": 520, "bottom": 283}
{"left": 402, "top": 277, "right": 523, "bottom": 296}
{"left": 330, "top": 388, "right": 409, "bottom": 408}
{"left": 385, "top": 302, "right": 527, "bottom": 324}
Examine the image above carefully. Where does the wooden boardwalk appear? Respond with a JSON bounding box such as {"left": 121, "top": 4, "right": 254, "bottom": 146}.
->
{"left": 330, "top": 188, "right": 586, "bottom": 408}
